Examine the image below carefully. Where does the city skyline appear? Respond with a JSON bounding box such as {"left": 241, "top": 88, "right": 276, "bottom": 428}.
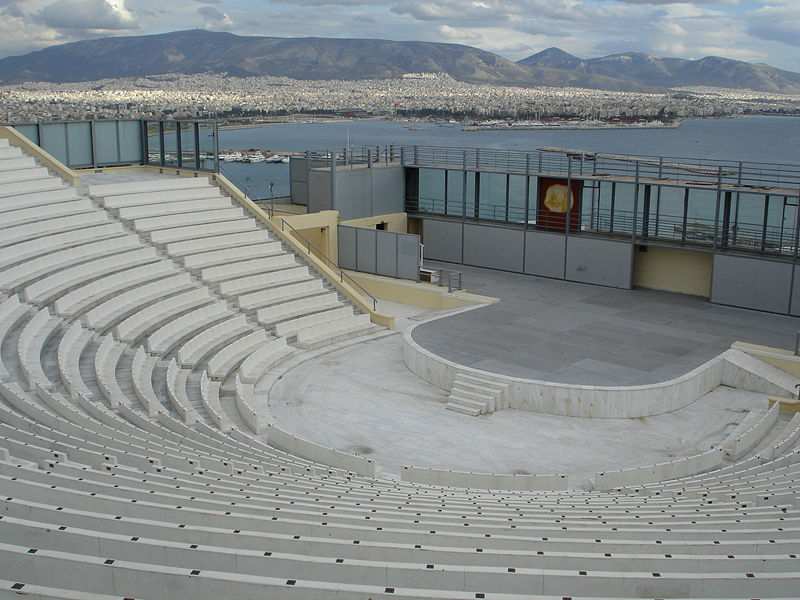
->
{"left": 0, "top": 1, "right": 798, "bottom": 71}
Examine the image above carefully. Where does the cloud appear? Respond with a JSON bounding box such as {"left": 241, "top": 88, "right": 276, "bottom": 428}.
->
{"left": 197, "top": 4, "right": 232, "bottom": 30}
{"left": 37, "top": 0, "right": 136, "bottom": 30}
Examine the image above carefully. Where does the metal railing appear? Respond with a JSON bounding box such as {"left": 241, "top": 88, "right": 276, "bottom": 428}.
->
{"left": 397, "top": 144, "right": 800, "bottom": 194}
{"left": 280, "top": 218, "right": 379, "bottom": 311}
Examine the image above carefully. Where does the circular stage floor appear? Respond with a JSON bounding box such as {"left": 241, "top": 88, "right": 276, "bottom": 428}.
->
{"left": 265, "top": 335, "right": 771, "bottom": 483}
{"left": 412, "top": 262, "right": 800, "bottom": 386}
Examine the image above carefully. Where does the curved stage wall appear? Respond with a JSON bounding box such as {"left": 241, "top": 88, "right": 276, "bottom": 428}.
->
{"left": 403, "top": 309, "right": 792, "bottom": 419}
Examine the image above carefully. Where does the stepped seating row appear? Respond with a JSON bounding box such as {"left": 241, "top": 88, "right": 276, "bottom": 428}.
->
{"left": 18, "top": 150, "right": 800, "bottom": 597}
{"left": 90, "top": 177, "right": 375, "bottom": 345}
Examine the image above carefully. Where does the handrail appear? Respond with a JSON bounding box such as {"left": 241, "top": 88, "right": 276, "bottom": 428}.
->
{"left": 280, "top": 218, "right": 379, "bottom": 312}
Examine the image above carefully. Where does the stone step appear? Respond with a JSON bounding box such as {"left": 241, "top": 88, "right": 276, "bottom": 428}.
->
{"left": 445, "top": 400, "right": 482, "bottom": 417}
{"left": 458, "top": 372, "right": 509, "bottom": 391}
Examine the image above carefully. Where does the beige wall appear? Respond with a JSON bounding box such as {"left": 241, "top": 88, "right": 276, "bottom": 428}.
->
{"left": 273, "top": 210, "right": 339, "bottom": 264}
{"left": 633, "top": 246, "right": 712, "bottom": 298}
{"left": 347, "top": 271, "right": 496, "bottom": 310}
{"left": 341, "top": 212, "right": 408, "bottom": 233}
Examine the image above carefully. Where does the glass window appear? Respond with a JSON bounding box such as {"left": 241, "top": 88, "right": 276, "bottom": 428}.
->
{"left": 653, "top": 186, "right": 685, "bottom": 241}
{"left": 478, "top": 172, "right": 507, "bottom": 221}
{"left": 508, "top": 175, "right": 527, "bottom": 223}
{"left": 446, "top": 171, "right": 464, "bottom": 216}
{"left": 146, "top": 121, "right": 162, "bottom": 165}
{"left": 527, "top": 176, "right": 538, "bottom": 224}
{"left": 162, "top": 122, "right": 178, "bottom": 167}
{"left": 686, "top": 189, "right": 718, "bottom": 245}
{"left": 180, "top": 122, "right": 196, "bottom": 168}
{"left": 198, "top": 123, "right": 217, "bottom": 170}
{"left": 418, "top": 168, "right": 445, "bottom": 214}
{"left": 465, "top": 172, "right": 476, "bottom": 218}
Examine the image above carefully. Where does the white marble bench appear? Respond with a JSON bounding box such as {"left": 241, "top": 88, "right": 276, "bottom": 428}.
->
{"left": 295, "top": 314, "right": 374, "bottom": 348}
{"left": 723, "top": 403, "right": 781, "bottom": 460}
{"left": 0, "top": 296, "right": 32, "bottom": 382}
{"left": 177, "top": 316, "right": 252, "bottom": 367}
{"left": 103, "top": 186, "right": 223, "bottom": 209}
{"left": 183, "top": 241, "right": 283, "bottom": 270}
{"left": 149, "top": 219, "right": 257, "bottom": 245}
{"left": 237, "top": 279, "right": 324, "bottom": 311}
{"left": 200, "top": 254, "right": 297, "bottom": 284}
{"left": 83, "top": 273, "right": 196, "bottom": 332}
{"left": 118, "top": 197, "right": 232, "bottom": 220}
{"left": 0, "top": 166, "right": 49, "bottom": 185}
{"left": 207, "top": 329, "right": 270, "bottom": 380}
{"left": 146, "top": 301, "right": 233, "bottom": 356}
{"left": 88, "top": 176, "right": 210, "bottom": 199}
{"left": 0, "top": 211, "right": 110, "bottom": 248}
{"left": 54, "top": 260, "right": 178, "bottom": 318}
{"left": 218, "top": 266, "right": 310, "bottom": 298}
{"left": 0, "top": 199, "right": 96, "bottom": 230}
{"left": 0, "top": 188, "right": 79, "bottom": 214}
{"left": 0, "top": 156, "right": 35, "bottom": 172}
{"left": 165, "top": 358, "right": 197, "bottom": 425}
{"left": 256, "top": 292, "right": 340, "bottom": 326}
{"left": 114, "top": 288, "right": 213, "bottom": 343}
{"left": 167, "top": 230, "right": 271, "bottom": 258}
{"left": 23, "top": 246, "right": 158, "bottom": 307}
{"left": 199, "top": 371, "right": 232, "bottom": 431}
{"left": 274, "top": 305, "right": 353, "bottom": 337}
{"left": 0, "top": 145, "right": 23, "bottom": 160}
{"left": 237, "top": 337, "right": 291, "bottom": 385}
{"left": 131, "top": 346, "right": 163, "bottom": 417}
{"left": 0, "top": 223, "right": 125, "bottom": 272}
{"left": 0, "top": 235, "right": 142, "bottom": 293}
{"left": 56, "top": 320, "right": 94, "bottom": 400}
{"left": 93, "top": 335, "right": 126, "bottom": 410}
{"left": 234, "top": 373, "right": 260, "bottom": 433}
{"left": 17, "top": 308, "right": 61, "bottom": 391}
{"left": 0, "top": 177, "right": 64, "bottom": 199}
{"left": 134, "top": 207, "right": 245, "bottom": 233}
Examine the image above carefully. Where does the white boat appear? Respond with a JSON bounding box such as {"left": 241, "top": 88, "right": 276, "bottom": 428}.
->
{"left": 280, "top": 157, "right": 290, "bottom": 164}
{"left": 265, "top": 154, "right": 284, "bottom": 163}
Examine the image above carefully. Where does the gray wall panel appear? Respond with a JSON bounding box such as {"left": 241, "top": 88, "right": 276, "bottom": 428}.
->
{"left": 565, "top": 236, "right": 633, "bottom": 289}
{"left": 15, "top": 125, "right": 39, "bottom": 145}
{"left": 39, "top": 123, "right": 68, "bottom": 165}
{"left": 65, "top": 122, "right": 92, "bottom": 166}
{"left": 308, "top": 169, "right": 332, "bottom": 213}
{"left": 397, "top": 234, "right": 420, "bottom": 280}
{"left": 372, "top": 166, "right": 405, "bottom": 215}
{"left": 463, "top": 224, "right": 525, "bottom": 272}
{"left": 712, "top": 254, "right": 792, "bottom": 314}
{"left": 335, "top": 169, "right": 372, "bottom": 220}
{"left": 524, "top": 230, "right": 566, "bottom": 279}
{"left": 377, "top": 232, "right": 398, "bottom": 277}
{"left": 356, "top": 228, "right": 378, "bottom": 273}
{"left": 338, "top": 226, "right": 357, "bottom": 271}
{"left": 423, "top": 219, "right": 463, "bottom": 263}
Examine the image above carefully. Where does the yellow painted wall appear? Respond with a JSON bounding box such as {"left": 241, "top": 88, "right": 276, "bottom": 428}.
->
{"left": 342, "top": 213, "right": 408, "bottom": 233}
{"left": 633, "top": 246, "right": 712, "bottom": 298}
{"left": 273, "top": 210, "right": 339, "bottom": 264}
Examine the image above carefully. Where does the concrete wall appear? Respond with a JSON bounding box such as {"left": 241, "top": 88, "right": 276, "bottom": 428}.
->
{"left": 277, "top": 210, "right": 339, "bottom": 264}
{"left": 422, "top": 218, "right": 632, "bottom": 289}
{"left": 306, "top": 163, "right": 404, "bottom": 220}
{"left": 524, "top": 230, "right": 566, "bottom": 279}
{"left": 422, "top": 219, "right": 463, "bottom": 263}
{"left": 463, "top": 224, "right": 525, "bottom": 272}
{"left": 792, "top": 265, "right": 800, "bottom": 317}
{"left": 565, "top": 236, "right": 633, "bottom": 289}
{"left": 634, "top": 246, "right": 713, "bottom": 298}
{"left": 711, "top": 254, "right": 793, "bottom": 314}
{"left": 338, "top": 224, "right": 420, "bottom": 280}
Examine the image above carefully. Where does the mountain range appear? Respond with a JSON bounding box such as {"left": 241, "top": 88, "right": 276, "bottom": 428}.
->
{"left": 1, "top": 29, "right": 799, "bottom": 94}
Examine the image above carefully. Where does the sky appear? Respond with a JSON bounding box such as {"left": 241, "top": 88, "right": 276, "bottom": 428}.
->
{"left": 0, "top": 0, "right": 799, "bottom": 71}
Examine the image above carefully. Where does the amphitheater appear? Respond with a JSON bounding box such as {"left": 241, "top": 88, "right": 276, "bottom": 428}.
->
{"left": 1, "top": 124, "right": 800, "bottom": 600}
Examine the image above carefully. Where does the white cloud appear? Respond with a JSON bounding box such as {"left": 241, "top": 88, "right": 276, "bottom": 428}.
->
{"left": 38, "top": 0, "right": 137, "bottom": 30}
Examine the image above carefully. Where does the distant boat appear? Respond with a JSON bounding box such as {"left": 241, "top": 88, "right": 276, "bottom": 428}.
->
{"left": 280, "top": 156, "right": 290, "bottom": 164}
{"left": 265, "top": 154, "right": 284, "bottom": 163}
